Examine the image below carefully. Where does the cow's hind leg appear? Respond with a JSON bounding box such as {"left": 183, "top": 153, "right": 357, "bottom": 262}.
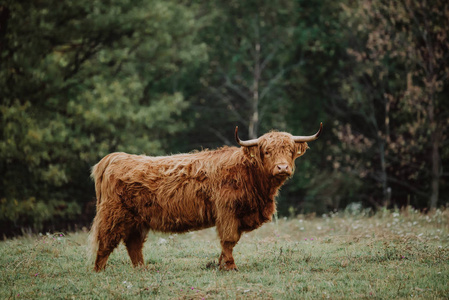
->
{"left": 94, "top": 235, "right": 121, "bottom": 272}
{"left": 124, "top": 227, "right": 149, "bottom": 267}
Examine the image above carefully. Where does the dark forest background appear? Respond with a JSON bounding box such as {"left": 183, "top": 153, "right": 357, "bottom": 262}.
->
{"left": 1, "top": 0, "right": 448, "bottom": 237}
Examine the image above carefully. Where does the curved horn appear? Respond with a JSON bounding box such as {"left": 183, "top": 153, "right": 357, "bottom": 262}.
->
{"left": 292, "top": 122, "right": 323, "bottom": 143}
{"left": 235, "top": 126, "right": 259, "bottom": 147}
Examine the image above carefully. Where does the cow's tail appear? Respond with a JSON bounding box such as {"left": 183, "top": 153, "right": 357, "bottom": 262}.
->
{"left": 88, "top": 215, "right": 100, "bottom": 263}
{"left": 88, "top": 153, "right": 116, "bottom": 262}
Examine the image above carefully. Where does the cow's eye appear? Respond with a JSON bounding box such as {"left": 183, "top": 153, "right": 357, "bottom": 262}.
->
{"left": 264, "top": 151, "right": 270, "bottom": 156}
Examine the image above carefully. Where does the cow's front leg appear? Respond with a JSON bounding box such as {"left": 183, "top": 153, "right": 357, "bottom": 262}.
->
{"left": 219, "top": 240, "right": 240, "bottom": 270}
{"left": 216, "top": 217, "right": 241, "bottom": 270}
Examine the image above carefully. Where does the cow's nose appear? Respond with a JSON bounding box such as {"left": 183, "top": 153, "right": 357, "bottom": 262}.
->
{"left": 276, "top": 164, "right": 291, "bottom": 176}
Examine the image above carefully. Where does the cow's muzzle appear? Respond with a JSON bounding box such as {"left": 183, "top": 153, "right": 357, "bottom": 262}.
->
{"left": 274, "top": 164, "right": 292, "bottom": 177}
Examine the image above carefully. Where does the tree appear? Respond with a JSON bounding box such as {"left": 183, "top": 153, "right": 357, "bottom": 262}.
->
{"left": 187, "top": 0, "right": 348, "bottom": 214}
{"left": 330, "top": 0, "right": 449, "bottom": 208}
{"left": 0, "top": 0, "right": 207, "bottom": 235}
{"left": 192, "top": 0, "right": 301, "bottom": 142}
{"left": 278, "top": 0, "right": 352, "bottom": 214}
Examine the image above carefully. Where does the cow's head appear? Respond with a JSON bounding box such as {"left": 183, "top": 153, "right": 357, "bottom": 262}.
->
{"left": 235, "top": 123, "right": 322, "bottom": 179}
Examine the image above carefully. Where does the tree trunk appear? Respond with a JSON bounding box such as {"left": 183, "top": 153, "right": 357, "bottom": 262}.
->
{"left": 427, "top": 83, "right": 440, "bottom": 210}
{"left": 429, "top": 129, "right": 440, "bottom": 210}
{"left": 249, "top": 42, "right": 261, "bottom": 139}
{"left": 379, "top": 141, "right": 390, "bottom": 207}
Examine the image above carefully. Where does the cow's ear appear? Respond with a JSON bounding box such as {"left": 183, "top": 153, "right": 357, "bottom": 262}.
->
{"left": 243, "top": 145, "right": 259, "bottom": 160}
{"left": 294, "top": 142, "right": 309, "bottom": 158}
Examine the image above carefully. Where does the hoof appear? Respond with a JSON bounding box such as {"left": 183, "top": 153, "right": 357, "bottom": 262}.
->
{"left": 219, "top": 263, "right": 238, "bottom": 271}
{"left": 94, "top": 265, "right": 105, "bottom": 272}
{"left": 135, "top": 264, "right": 148, "bottom": 271}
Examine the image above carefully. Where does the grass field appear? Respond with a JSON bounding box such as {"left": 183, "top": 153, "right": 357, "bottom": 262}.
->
{"left": 1, "top": 207, "right": 448, "bottom": 299}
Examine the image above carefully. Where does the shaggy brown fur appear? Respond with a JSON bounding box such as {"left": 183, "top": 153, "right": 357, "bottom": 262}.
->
{"left": 90, "top": 130, "right": 314, "bottom": 271}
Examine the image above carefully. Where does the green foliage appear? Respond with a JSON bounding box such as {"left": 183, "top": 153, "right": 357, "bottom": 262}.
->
{"left": 0, "top": 198, "right": 80, "bottom": 231}
{"left": 0, "top": 0, "right": 206, "bottom": 234}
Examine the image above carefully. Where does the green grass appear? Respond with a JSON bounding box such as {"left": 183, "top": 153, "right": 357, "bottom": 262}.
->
{"left": 1, "top": 207, "right": 448, "bottom": 299}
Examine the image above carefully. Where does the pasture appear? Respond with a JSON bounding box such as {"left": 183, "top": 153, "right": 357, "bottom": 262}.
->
{"left": 1, "top": 208, "right": 448, "bottom": 299}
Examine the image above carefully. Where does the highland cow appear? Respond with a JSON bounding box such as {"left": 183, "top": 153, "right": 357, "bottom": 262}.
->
{"left": 89, "top": 123, "right": 322, "bottom": 271}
